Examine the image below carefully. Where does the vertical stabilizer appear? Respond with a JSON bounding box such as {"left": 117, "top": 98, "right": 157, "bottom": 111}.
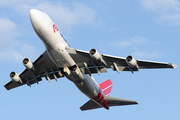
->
{"left": 99, "top": 79, "right": 113, "bottom": 96}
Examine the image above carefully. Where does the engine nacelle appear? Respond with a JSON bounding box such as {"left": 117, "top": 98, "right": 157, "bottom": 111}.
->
{"left": 9, "top": 72, "right": 22, "bottom": 83}
{"left": 89, "top": 49, "right": 101, "bottom": 61}
{"left": 125, "top": 55, "right": 139, "bottom": 68}
{"left": 23, "top": 58, "right": 34, "bottom": 71}
{"left": 89, "top": 48, "right": 106, "bottom": 65}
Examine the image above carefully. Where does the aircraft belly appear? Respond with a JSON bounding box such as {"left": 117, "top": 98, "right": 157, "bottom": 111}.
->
{"left": 75, "top": 74, "right": 99, "bottom": 98}
{"left": 75, "top": 74, "right": 109, "bottom": 109}
{"left": 48, "top": 47, "right": 76, "bottom": 68}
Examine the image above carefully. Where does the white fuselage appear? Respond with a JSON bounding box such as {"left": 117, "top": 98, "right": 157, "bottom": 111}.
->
{"left": 30, "top": 9, "right": 75, "bottom": 68}
{"left": 29, "top": 9, "right": 109, "bottom": 109}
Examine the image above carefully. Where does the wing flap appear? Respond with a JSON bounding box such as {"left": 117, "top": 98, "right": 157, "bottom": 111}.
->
{"left": 111, "top": 66, "right": 139, "bottom": 72}
{"left": 80, "top": 66, "right": 107, "bottom": 74}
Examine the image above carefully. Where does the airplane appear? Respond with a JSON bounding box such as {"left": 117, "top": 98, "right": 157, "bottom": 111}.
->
{"left": 4, "top": 9, "right": 177, "bottom": 111}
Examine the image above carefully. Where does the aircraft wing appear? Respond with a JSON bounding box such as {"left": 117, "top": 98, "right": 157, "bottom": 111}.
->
{"left": 66, "top": 48, "right": 176, "bottom": 74}
{"left": 4, "top": 51, "right": 64, "bottom": 90}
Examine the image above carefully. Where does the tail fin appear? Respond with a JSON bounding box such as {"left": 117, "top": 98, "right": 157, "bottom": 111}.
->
{"left": 99, "top": 79, "right": 113, "bottom": 96}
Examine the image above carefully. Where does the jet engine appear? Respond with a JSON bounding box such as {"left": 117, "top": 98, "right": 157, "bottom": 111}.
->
{"left": 23, "top": 58, "right": 34, "bottom": 71}
{"left": 125, "top": 55, "right": 139, "bottom": 69}
{"left": 89, "top": 48, "right": 106, "bottom": 65}
{"left": 9, "top": 72, "right": 22, "bottom": 83}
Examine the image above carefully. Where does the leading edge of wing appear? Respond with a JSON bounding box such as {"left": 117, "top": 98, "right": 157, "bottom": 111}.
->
{"left": 76, "top": 49, "right": 126, "bottom": 60}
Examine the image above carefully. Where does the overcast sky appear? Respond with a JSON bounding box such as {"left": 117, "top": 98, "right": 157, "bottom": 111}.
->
{"left": 0, "top": 0, "right": 179, "bottom": 120}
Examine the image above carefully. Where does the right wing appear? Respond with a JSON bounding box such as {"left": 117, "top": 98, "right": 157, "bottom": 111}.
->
{"left": 66, "top": 48, "right": 176, "bottom": 75}
{"left": 4, "top": 51, "right": 64, "bottom": 90}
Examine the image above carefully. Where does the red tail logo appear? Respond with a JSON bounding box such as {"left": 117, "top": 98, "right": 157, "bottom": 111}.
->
{"left": 99, "top": 79, "right": 113, "bottom": 96}
{"left": 53, "top": 24, "right": 58, "bottom": 33}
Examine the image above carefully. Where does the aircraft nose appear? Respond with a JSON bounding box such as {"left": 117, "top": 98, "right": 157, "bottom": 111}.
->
{"left": 29, "top": 9, "right": 44, "bottom": 30}
{"left": 30, "top": 9, "right": 35, "bottom": 14}
{"left": 30, "top": 9, "right": 39, "bottom": 21}
{"left": 30, "top": 9, "right": 44, "bottom": 18}
{"left": 30, "top": 9, "right": 37, "bottom": 24}
{"left": 30, "top": 9, "right": 35, "bottom": 17}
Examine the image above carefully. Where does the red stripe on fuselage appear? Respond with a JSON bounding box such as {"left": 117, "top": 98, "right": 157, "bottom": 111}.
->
{"left": 91, "top": 88, "right": 109, "bottom": 110}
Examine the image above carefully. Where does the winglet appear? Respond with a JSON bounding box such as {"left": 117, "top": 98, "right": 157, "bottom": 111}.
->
{"left": 173, "top": 64, "right": 177, "bottom": 68}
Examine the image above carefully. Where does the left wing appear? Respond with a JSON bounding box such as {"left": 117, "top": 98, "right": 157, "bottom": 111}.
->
{"left": 4, "top": 51, "right": 64, "bottom": 90}
{"left": 66, "top": 48, "right": 176, "bottom": 75}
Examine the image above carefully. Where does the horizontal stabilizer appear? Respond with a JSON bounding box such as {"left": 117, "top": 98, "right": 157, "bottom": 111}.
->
{"left": 80, "top": 96, "right": 138, "bottom": 111}
{"left": 104, "top": 96, "right": 138, "bottom": 107}
{"left": 80, "top": 99, "right": 102, "bottom": 111}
